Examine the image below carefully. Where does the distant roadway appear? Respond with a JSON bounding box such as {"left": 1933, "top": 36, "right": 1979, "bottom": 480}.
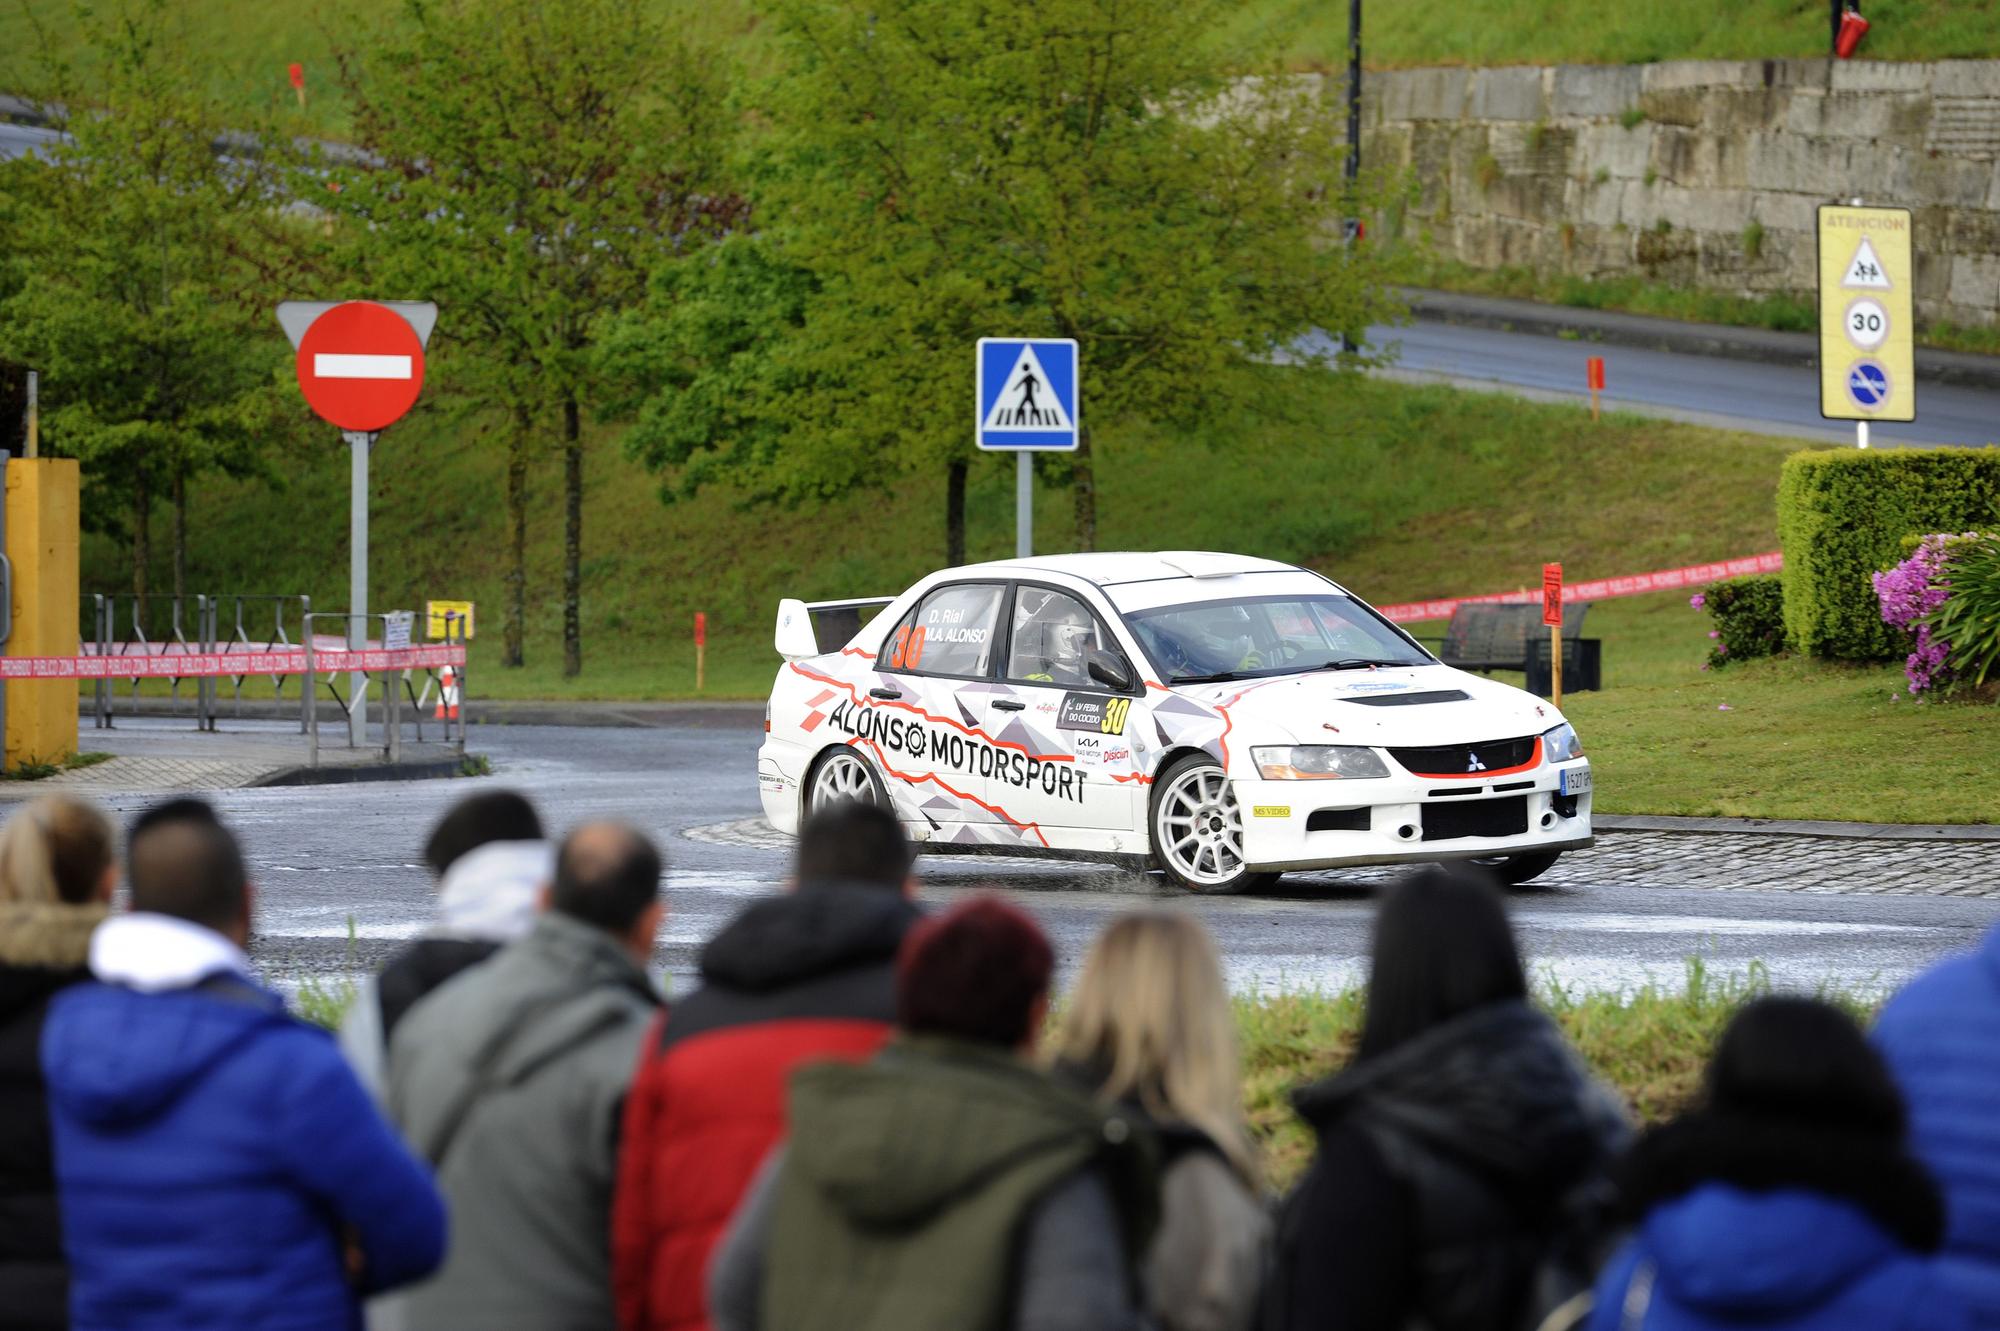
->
{"left": 1355, "top": 318, "right": 1999, "bottom": 449}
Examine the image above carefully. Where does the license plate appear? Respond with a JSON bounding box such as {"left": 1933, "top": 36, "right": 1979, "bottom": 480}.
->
{"left": 1560, "top": 765, "right": 1592, "bottom": 796}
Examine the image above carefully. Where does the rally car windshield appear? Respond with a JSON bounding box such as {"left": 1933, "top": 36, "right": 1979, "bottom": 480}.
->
{"left": 1125, "top": 594, "right": 1435, "bottom": 683}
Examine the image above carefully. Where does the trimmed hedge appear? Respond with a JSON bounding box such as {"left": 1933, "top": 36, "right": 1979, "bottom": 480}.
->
{"left": 1776, "top": 449, "right": 2000, "bottom": 659}
{"left": 1701, "top": 574, "right": 1786, "bottom": 668}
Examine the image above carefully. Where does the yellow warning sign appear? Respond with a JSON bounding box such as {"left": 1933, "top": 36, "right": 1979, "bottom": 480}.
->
{"left": 1818, "top": 205, "right": 1914, "bottom": 423}
{"left": 426, "top": 599, "right": 475, "bottom": 640}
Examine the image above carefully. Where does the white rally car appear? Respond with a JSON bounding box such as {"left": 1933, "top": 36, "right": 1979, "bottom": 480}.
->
{"left": 758, "top": 552, "right": 1592, "bottom": 894}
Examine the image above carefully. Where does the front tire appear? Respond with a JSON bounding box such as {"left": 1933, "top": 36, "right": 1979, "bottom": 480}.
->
{"left": 805, "top": 747, "right": 888, "bottom": 815}
{"left": 1148, "top": 754, "right": 1278, "bottom": 895}
{"left": 1469, "top": 850, "right": 1564, "bottom": 886}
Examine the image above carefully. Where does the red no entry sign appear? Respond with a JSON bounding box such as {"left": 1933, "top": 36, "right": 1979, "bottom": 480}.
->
{"left": 292, "top": 301, "right": 427, "bottom": 433}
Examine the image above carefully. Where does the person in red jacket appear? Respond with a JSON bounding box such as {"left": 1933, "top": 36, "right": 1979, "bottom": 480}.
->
{"left": 612, "top": 800, "right": 922, "bottom": 1331}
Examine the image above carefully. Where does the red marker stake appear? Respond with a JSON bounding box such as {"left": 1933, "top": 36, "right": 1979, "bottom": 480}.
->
{"left": 694, "top": 611, "right": 707, "bottom": 692}
{"left": 1586, "top": 357, "right": 1605, "bottom": 422}
{"left": 288, "top": 62, "right": 305, "bottom": 111}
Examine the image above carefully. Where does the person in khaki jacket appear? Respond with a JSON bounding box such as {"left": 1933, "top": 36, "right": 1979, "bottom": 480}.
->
{"left": 387, "top": 822, "right": 665, "bottom": 1331}
{"left": 1051, "top": 912, "right": 1271, "bottom": 1331}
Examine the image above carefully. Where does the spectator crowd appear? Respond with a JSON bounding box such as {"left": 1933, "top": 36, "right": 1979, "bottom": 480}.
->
{"left": 0, "top": 786, "right": 1993, "bottom": 1330}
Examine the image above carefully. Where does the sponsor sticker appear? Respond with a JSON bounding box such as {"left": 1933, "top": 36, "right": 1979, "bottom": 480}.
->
{"left": 1057, "top": 692, "right": 1131, "bottom": 735}
{"left": 1073, "top": 733, "right": 1106, "bottom": 765}
{"left": 1252, "top": 805, "right": 1291, "bottom": 819}
{"left": 826, "top": 699, "right": 1089, "bottom": 805}
{"left": 1341, "top": 680, "right": 1410, "bottom": 694}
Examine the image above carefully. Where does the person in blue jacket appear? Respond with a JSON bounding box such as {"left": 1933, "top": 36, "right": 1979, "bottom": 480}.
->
{"left": 41, "top": 801, "right": 447, "bottom": 1331}
{"left": 1584, "top": 996, "right": 1967, "bottom": 1331}
{"left": 1874, "top": 923, "right": 2000, "bottom": 1328}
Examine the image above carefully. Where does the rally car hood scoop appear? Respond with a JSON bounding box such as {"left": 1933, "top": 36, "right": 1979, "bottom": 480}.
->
{"left": 1176, "top": 667, "right": 1557, "bottom": 748}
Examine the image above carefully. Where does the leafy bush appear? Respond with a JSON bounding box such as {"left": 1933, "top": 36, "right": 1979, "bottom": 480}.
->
{"left": 1692, "top": 575, "right": 1785, "bottom": 669}
{"left": 1925, "top": 534, "right": 2000, "bottom": 692}
{"left": 1776, "top": 450, "right": 2000, "bottom": 659}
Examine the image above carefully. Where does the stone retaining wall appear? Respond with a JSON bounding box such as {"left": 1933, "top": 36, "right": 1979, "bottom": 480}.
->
{"left": 1362, "top": 59, "right": 2000, "bottom": 329}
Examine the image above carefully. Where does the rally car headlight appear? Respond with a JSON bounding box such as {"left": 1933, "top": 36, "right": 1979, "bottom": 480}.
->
{"left": 1252, "top": 745, "right": 1390, "bottom": 780}
{"left": 1542, "top": 722, "right": 1584, "bottom": 763}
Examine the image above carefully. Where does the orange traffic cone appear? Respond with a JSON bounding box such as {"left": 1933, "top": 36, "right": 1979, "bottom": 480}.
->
{"left": 436, "top": 666, "right": 460, "bottom": 721}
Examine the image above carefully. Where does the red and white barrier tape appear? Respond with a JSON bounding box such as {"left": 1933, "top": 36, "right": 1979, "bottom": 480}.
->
{"left": 1374, "top": 551, "right": 1783, "bottom": 624}
{"left": 0, "top": 644, "right": 466, "bottom": 681}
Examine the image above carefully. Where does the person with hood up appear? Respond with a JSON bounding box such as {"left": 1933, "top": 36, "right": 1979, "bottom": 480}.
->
{"left": 338, "top": 788, "right": 550, "bottom": 1102}
{"left": 613, "top": 800, "right": 922, "bottom": 1331}
{"left": 1584, "top": 996, "right": 1968, "bottom": 1331}
{"left": 1268, "top": 866, "right": 1629, "bottom": 1331}
{"left": 388, "top": 820, "right": 666, "bottom": 1330}
{"left": 1874, "top": 920, "right": 2000, "bottom": 1325}
{"left": 40, "top": 801, "right": 446, "bottom": 1331}
{"left": 0, "top": 796, "right": 116, "bottom": 1330}
{"left": 1050, "top": 911, "right": 1268, "bottom": 1331}
{"left": 708, "top": 895, "right": 1157, "bottom": 1331}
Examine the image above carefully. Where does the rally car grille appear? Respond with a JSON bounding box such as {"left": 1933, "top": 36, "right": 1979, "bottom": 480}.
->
{"left": 1388, "top": 735, "right": 1537, "bottom": 777}
{"left": 1421, "top": 796, "right": 1528, "bottom": 842}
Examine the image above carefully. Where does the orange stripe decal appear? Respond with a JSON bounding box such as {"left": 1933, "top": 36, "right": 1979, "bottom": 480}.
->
{"left": 788, "top": 662, "right": 1074, "bottom": 763}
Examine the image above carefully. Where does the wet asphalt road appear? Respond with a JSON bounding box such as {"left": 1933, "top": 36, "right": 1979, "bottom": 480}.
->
{"left": 83, "top": 718, "right": 1999, "bottom": 1001}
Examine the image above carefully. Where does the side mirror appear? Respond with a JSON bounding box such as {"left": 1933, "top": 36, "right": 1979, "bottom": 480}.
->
{"left": 1086, "top": 646, "right": 1135, "bottom": 693}
{"left": 774, "top": 598, "right": 818, "bottom": 662}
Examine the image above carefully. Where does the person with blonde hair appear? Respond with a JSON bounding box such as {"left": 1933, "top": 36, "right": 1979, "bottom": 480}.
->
{"left": 1051, "top": 910, "right": 1270, "bottom": 1331}
{"left": 0, "top": 795, "right": 117, "bottom": 1329}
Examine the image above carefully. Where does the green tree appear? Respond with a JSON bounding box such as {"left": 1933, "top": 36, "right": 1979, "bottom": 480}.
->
{"left": 614, "top": 0, "right": 1403, "bottom": 563}
{"left": 326, "top": 0, "right": 732, "bottom": 676}
{"left": 0, "top": 2, "right": 291, "bottom": 599}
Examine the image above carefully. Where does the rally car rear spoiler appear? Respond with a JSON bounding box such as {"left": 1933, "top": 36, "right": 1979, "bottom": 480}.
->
{"left": 774, "top": 597, "right": 897, "bottom": 662}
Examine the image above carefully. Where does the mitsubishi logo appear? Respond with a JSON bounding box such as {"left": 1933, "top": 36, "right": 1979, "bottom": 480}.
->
{"left": 1467, "top": 752, "right": 1488, "bottom": 772}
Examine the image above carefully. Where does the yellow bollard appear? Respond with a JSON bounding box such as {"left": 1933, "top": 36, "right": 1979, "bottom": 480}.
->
{"left": 4, "top": 458, "right": 80, "bottom": 772}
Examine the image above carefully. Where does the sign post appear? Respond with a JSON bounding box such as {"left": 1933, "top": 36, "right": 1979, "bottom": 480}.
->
{"left": 1542, "top": 563, "right": 1564, "bottom": 707}
{"left": 975, "top": 338, "right": 1079, "bottom": 557}
{"left": 694, "top": 611, "right": 707, "bottom": 692}
{"left": 278, "top": 299, "right": 436, "bottom": 744}
{"left": 1816, "top": 204, "right": 1914, "bottom": 445}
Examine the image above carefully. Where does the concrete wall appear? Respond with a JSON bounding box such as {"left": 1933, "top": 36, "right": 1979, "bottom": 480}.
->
{"left": 1362, "top": 59, "right": 2000, "bottom": 330}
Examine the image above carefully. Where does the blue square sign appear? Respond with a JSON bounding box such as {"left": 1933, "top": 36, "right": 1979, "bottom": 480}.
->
{"left": 977, "top": 338, "right": 1079, "bottom": 451}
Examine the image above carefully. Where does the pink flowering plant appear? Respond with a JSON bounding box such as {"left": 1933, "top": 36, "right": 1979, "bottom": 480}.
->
{"left": 1873, "top": 533, "right": 1999, "bottom": 695}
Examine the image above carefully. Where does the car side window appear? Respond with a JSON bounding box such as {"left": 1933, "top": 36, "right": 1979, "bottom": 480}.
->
{"left": 878, "top": 583, "right": 1004, "bottom": 677}
{"left": 1006, "top": 588, "right": 1109, "bottom": 688}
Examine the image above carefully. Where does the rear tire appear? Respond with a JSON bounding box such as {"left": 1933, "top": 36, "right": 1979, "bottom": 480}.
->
{"left": 1148, "top": 754, "right": 1279, "bottom": 895}
{"left": 1468, "top": 850, "right": 1563, "bottom": 886}
{"left": 805, "top": 747, "right": 888, "bottom": 815}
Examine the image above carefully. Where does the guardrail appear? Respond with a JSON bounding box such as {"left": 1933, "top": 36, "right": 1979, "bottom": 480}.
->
{"left": 302, "top": 612, "right": 467, "bottom": 768}
{"left": 14, "top": 608, "right": 467, "bottom": 769}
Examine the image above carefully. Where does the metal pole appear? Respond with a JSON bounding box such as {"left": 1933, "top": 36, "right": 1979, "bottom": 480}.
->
{"left": 23, "top": 372, "right": 37, "bottom": 459}
{"left": 344, "top": 430, "right": 372, "bottom": 746}
{"left": 1015, "top": 452, "right": 1032, "bottom": 558}
{"left": 1346, "top": 0, "right": 1361, "bottom": 187}
{"left": 305, "top": 630, "right": 318, "bottom": 769}
{"left": 1857, "top": 420, "right": 1870, "bottom": 449}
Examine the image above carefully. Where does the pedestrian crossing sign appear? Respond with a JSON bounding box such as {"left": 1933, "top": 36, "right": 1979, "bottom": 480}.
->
{"left": 977, "top": 338, "right": 1079, "bottom": 451}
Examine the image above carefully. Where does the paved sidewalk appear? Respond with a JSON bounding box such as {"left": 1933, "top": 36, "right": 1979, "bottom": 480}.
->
{"left": 0, "top": 720, "right": 467, "bottom": 800}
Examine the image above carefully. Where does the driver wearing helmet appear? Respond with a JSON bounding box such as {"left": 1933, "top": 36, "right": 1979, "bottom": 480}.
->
{"left": 1021, "top": 600, "right": 1096, "bottom": 686}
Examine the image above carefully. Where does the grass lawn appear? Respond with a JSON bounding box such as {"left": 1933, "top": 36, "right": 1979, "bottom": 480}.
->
{"left": 295, "top": 960, "right": 1869, "bottom": 1188}
{"left": 5, "top": 0, "right": 1996, "bottom": 139}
